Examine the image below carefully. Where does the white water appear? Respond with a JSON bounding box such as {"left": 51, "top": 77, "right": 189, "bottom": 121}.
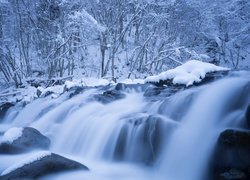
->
{"left": 158, "top": 78, "right": 249, "bottom": 180}
{"left": 0, "top": 75, "right": 249, "bottom": 180}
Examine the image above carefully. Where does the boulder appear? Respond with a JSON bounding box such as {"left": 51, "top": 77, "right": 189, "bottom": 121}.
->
{"left": 115, "top": 83, "right": 149, "bottom": 92}
{"left": 210, "top": 129, "right": 250, "bottom": 179}
{"left": 94, "top": 90, "right": 125, "bottom": 104}
{"left": 219, "top": 169, "right": 247, "bottom": 180}
{"left": 0, "top": 102, "right": 14, "bottom": 120}
{"left": 246, "top": 105, "right": 250, "bottom": 128}
{"left": 0, "top": 153, "right": 88, "bottom": 179}
{"left": 68, "top": 86, "right": 85, "bottom": 98}
{"left": 0, "top": 127, "right": 50, "bottom": 154}
{"left": 146, "top": 71, "right": 228, "bottom": 87}
{"left": 144, "top": 85, "right": 184, "bottom": 99}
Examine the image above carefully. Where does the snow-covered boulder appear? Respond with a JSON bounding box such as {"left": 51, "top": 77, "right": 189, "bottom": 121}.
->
{"left": 145, "top": 60, "right": 230, "bottom": 87}
{"left": 0, "top": 127, "right": 50, "bottom": 153}
{"left": 0, "top": 151, "right": 88, "bottom": 179}
{"left": 37, "top": 85, "right": 65, "bottom": 98}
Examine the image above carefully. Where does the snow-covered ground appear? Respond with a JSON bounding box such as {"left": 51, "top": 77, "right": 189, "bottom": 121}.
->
{"left": 0, "top": 60, "right": 231, "bottom": 105}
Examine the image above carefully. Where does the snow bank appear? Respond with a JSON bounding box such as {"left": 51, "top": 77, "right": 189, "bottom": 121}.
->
{"left": 37, "top": 85, "right": 65, "bottom": 97}
{"left": 119, "top": 79, "right": 145, "bottom": 85}
{"left": 2, "top": 127, "right": 23, "bottom": 143}
{"left": 1, "top": 151, "right": 52, "bottom": 176}
{"left": 65, "top": 77, "right": 111, "bottom": 89}
{"left": 145, "top": 60, "right": 230, "bottom": 86}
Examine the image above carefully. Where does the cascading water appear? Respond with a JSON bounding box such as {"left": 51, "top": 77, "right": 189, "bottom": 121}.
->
{"left": 0, "top": 72, "right": 249, "bottom": 180}
{"left": 158, "top": 78, "right": 249, "bottom": 180}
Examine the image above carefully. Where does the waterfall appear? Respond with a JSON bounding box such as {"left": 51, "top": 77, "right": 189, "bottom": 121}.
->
{"left": 158, "top": 77, "right": 249, "bottom": 180}
{"left": 0, "top": 73, "right": 249, "bottom": 179}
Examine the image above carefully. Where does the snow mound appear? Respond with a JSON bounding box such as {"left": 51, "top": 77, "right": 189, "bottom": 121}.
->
{"left": 37, "top": 85, "right": 65, "bottom": 97}
{"left": 65, "top": 77, "right": 111, "bottom": 89}
{"left": 119, "top": 79, "right": 145, "bottom": 85}
{"left": 2, "top": 127, "right": 23, "bottom": 143}
{"left": 1, "top": 151, "right": 52, "bottom": 176}
{"left": 145, "top": 60, "right": 230, "bottom": 86}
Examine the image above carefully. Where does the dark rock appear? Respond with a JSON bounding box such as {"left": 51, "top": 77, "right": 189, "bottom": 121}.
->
{"left": 0, "top": 153, "right": 88, "bottom": 179}
{"left": 68, "top": 86, "right": 85, "bottom": 98}
{"left": 94, "top": 90, "right": 125, "bottom": 104}
{"left": 37, "top": 89, "right": 54, "bottom": 98}
{"left": 115, "top": 83, "right": 127, "bottom": 91}
{"left": 246, "top": 105, "right": 250, "bottom": 128}
{"left": 144, "top": 85, "right": 184, "bottom": 99}
{"left": 219, "top": 169, "right": 247, "bottom": 180}
{"left": 36, "top": 88, "right": 43, "bottom": 97}
{"left": 147, "top": 79, "right": 174, "bottom": 87}
{"left": 210, "top": 129, "right": 250, "bottom": 180}
{"left": 219, "top": 129, "right": 250, "bottom": 148}
{"left": 0, "top": 102, "right": 14, "bottom": 119}
{"left": 193, "top": 71, "right": 229, "bottom": 86}
{"left": 144, "top": 86, "right": 166, "bottom": 97}
{"left": 115, "top": 83, "right": 149, "bottom": 92}
{"left": 0, "top": 127, "right": 50, "bottom": 154}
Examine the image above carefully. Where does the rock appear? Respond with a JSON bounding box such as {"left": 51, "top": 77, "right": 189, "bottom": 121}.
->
{"left": 0, "top": 102, "right": 14, "bottom": 120}
{"left": 36, "top": 88, "right": 43, "bottom": 97}
{"left": 115, "top": 83, "right": 127, "bottom": 91}
{"left": 0, "top": 127, "right": 50, "bottom": 154}
{"left": 146, "top": 71, "right": 228, "bottom": 87}
{"left": 115, "top": 83, "right": 149, "bottom": 92}
{"left": 0, "top": 153, "right": 88, "bottom": 179}
{"left": 144, "top": 86, "right": 166, "bottom": 97}
{"left": 210, "top": 129, "right": 250, "bottom": 179}
{"left": 219, "top": 129, "right": 250, "bottom": 148}
{"left": 193, "top": 71, "right": 229, "bottom": 86}
{"left": 219, "top": 169, "right": 247, "bottom": 180}
{"left": 94, "top": 90, "right": 125, "bottom": 104}
{"left": 68, "top": 86, "right": 85, "bottom": 98}
{"left": 144, "top": 85, "right": 184, "bottom": 99}
{"left": 246, "top": 105, "right": 250, "bottom": 128}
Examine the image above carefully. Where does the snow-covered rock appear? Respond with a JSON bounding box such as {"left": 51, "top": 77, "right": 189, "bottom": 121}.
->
{"left": 37, "top": 85, "right": 65, "bottom": 97}
{"left": 145, "top": 60, "right": 230, "bottom": 87}
{"left": 1, "top": 151, "right": 52, "bottom": 176}
{"left": 2, "top": 127, "right": 23, "bottom": 144}
{"left": 0, "top": 127, "right": 50, "bottom": 153}
{"left": 0, "top": 152, "right": 88, "bottom": 179}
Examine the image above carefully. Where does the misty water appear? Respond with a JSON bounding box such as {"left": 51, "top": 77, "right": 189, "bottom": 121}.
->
{"left": 0, "top": 72, "right": 249, "bottom": 180}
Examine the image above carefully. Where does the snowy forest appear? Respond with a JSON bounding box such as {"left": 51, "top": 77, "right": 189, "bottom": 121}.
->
{"left": 0, "top": 0, "right": 250, "bottom": 180}
{"left": 0, "top": 0, "right": 249, "bottom": 87}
